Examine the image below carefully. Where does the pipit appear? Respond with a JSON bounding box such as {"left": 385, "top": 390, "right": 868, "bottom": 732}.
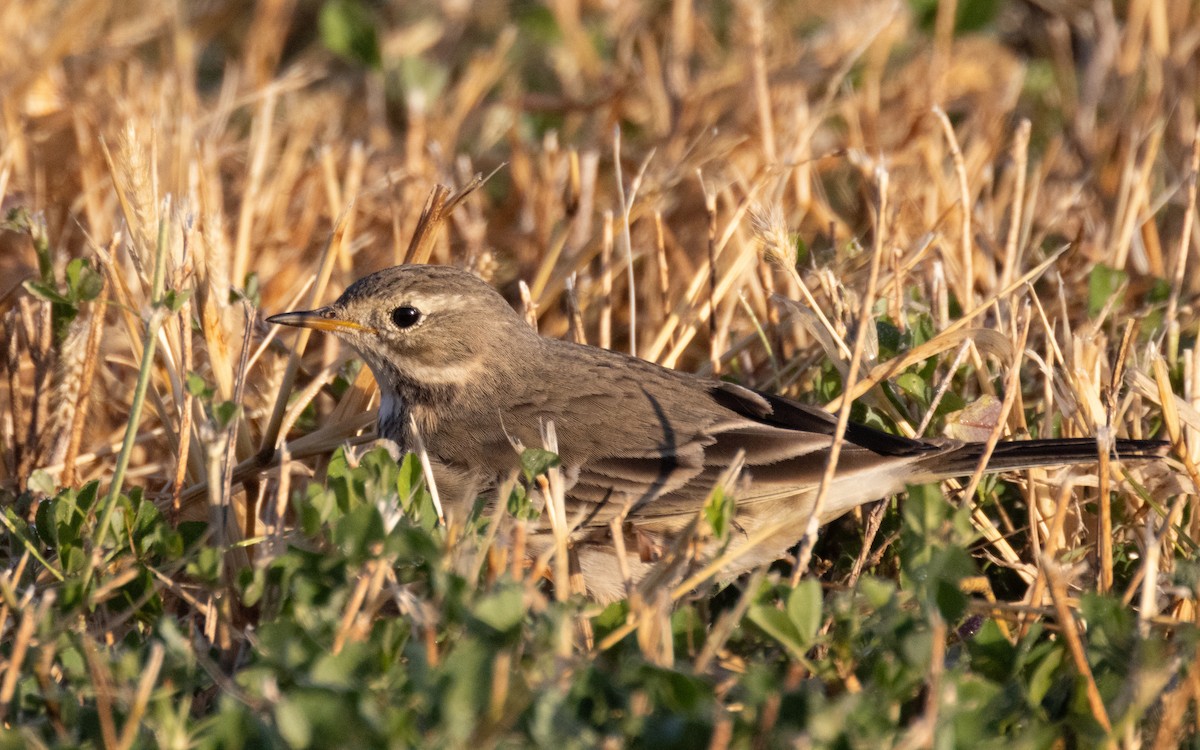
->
{"left": 269, "top": 264, "right": 1167, "bottom": 601}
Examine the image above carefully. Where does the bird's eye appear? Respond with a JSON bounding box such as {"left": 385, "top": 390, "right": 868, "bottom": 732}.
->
{"left": 391, "top": 306, "right": 422, "bottom": 329}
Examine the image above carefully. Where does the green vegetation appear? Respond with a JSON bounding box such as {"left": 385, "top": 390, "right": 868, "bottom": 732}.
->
{"left": 7, "top": 449, "right": 1186, "bottom": 747}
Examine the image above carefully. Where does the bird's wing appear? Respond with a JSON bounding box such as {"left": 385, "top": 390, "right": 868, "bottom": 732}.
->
{"left": 708, "top": 381, "right": 936, "bottom": 457}
{"left": 517, "top": 341, "right": 944, "bottom": 530}
{"left": 566, "top": 380, "right": 946, "bottom": 528}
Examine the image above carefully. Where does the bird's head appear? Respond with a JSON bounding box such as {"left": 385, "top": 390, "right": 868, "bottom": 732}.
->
{"left": 268, "top": 264, "right": 536, "bottom": 389}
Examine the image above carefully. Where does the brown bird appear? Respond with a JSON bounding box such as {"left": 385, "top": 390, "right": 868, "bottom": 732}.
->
{"left": 268, "top": 264, "right": 1167, "bottom": 601}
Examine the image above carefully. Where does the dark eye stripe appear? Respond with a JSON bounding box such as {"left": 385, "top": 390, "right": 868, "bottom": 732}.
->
{"left": 391, "top": 306, "right": 421, "bottom": 329}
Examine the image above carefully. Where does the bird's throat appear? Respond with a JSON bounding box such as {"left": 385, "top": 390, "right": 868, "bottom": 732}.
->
{"left": 369, "top": 359, "right": 457, "bottom": 450}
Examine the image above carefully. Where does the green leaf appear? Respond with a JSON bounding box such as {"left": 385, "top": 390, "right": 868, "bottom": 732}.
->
{"left": 520, "top": 447, "right": 560, "bottom": 481}
{"left": 185, "top": 371, "right": 212, "bottom": 398}
{"left": 859, "top": 576, "right": 896, "bottom": 609}
{"left": 228, "top": 274, "right": 261, "bottom": 306}
{"left": 933, "top": 577, "right": 967, "bottom": 621}
{"left": 1, "top": 205, "right": 34, "bottom": 233}
{"left": 748, "top": 604, "right": 806, "bottom": 660}
{"left": 1087, "top": 264, "right": 1127, "bottom": 318}
{"left": 967, "top": 618, "right": 1018, "bottom": 681}
{"left": 875, "top": 319, "right": 902, "bottom": 359}
{"left": 213, "top": 401, "right": 239, "bottom": 429}
{"left": 302, "top": 482, "right": 336, "bottom": 532}
{"left": 933, "top": 390, "right": 966, "bottom": 416}
{"left": 703, "top": 485, "right": 734, "bottom": 541}
{"left": 956, "top": 0, "right": 1001, "bottom": 33}
{"left": 900, "top": 483, "right": 977, "bottom": 617}
{"left": 23, "top": 280, "right": 72, "bottom": 306}
{"left": 161, "top": 287, "right": 193, "bottom": 312}
{"left": 439, "top": 637, "right": 491, "bottom": 741}
{"left": 334, "top": 504, "right": 386, "bottom": 560}
{"left": 62, "top": 545, "right": 87, "bottom": 576}
{"left": 895, "top": 372, "right": 929, "bottom": 406}
{"left": 27, "top": 469, "right": 57, "bottom": 497}
{"left": 1080, "top": 592, "right": 1135, "bottom": 651}
{"left": 310, "top": 643, "right": 371, "bottom": 689}
{"left": 319, "top": 0, "right": 381, "bottom": 68}
{"left": 1027, "top": 647, "right": 1064, "bottom": 705}
{"left": 395, "top": 451, "right": 426, "bottom": 513}
{"left": 786, "top": 579, "right": 823, "bottom": 647}
{"left": 23, "top": 210, "right": 52, "bottom": 280}
{"left": 65, "top": 258, "right": 104, "bottom": 302}
{"left": 793, "top": 232, "right": 809, "bottom": 264}
{"left": 331, "top": 359, "right": 362, "bottom": 398}
{"left": 274, "top": 694, "right": 314, "bottom": 747}
{"left": 902, "top": 483, "right": 946, "bottom": 547}
{"left": 472, "top": 585, "right": 525, "bottom": 638}
{"left": 187, "top": 546, "right": 224, "bottom": 587}
{"left": 505, "top": 484, "right": 537, "bottom": 521}
{"left": 396, "top": 55, "right": 450, "bottom": 109}
{"left": 325, "top": 447, "right": 365, "bottom": 513}
{"left": 58, "top": 482, "right": 98, "bottom": 546}
{"left": 34, "top": 499, "right": 59, "bottom": 549}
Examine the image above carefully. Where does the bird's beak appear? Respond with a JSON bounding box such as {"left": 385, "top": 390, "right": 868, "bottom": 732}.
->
{"left": 266, "top": 308, "right": 376, "bottom": 334}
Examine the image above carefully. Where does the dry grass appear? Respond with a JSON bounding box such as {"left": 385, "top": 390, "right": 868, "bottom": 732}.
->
{"left": 1, "top": 0, "right": 1199, "bottom": 744}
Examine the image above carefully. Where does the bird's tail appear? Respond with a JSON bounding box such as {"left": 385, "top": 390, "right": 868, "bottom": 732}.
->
{"left": 916, "top": 437, "right": 1169, "bottom": 481}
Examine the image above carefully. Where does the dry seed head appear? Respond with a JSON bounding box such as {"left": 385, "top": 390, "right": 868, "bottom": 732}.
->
{"left": 117, "top": 122, "right": 158, "bottom": 281}
{"left": 749, "top": 204, "right": 792, "bottom": 266}
{"left": 44, "top": 314, "right": 89, "bottom": 470}
{"left": 467, "top": 249, "right": 498, "bottom": 284}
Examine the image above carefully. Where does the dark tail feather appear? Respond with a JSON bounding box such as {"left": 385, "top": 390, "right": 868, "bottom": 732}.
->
{"left": 919, "top": 437, "right": 1169, "bottom": 480}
